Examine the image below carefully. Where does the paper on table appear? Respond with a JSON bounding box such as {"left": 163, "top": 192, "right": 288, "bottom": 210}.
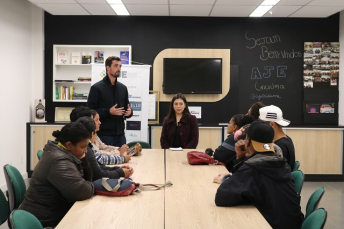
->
{"left": 169, "top": 147, "right": 183, "bottom": 151}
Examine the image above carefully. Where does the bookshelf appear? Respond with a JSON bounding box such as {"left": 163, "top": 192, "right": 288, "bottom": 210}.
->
{"left": 53, "top": 45, "right": 132, "bottom": 102}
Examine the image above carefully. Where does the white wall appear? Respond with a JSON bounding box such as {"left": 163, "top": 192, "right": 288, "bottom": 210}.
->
{"left": 0, "top": 0, "right": 44, "bottom": 190}
{"left": 339, "top": 11, "right": 344, "bottom": 125}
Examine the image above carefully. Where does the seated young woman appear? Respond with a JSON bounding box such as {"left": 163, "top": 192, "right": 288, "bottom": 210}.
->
{"left": 213, "top": 114, "right": 254, "bottom": 171}
{"left": 19, "top": 122, "right": 95, "bottom": 227}
{"left": 160, "top": 93, "right": 199, "bottom": 149}
{"left": 91, "top": 109, "right": 130, "bottom": 157}
{"left": 70, "top": 107, "right": 133, "bottom": 180}
{"left": 76, "top": 116, "right": 134, "bottom": 178}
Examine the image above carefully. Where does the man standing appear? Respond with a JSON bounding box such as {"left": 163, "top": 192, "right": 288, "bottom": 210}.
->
{"left": 259, "top": 105, "right": 295, "bottom": 170}
{"left": 215, "top": 120, "right": 303, "bottom": 229}
{"left": 87, "top": 56, "right": 132, "bottom": 146}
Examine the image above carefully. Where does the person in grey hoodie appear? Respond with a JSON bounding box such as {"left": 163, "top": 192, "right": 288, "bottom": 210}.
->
{"left": 215, "top": 120, "right": 304, "bottom": 229}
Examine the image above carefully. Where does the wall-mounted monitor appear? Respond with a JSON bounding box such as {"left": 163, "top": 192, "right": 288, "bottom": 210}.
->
{"left": 163, "top": 58, "right": 222, "bottom": 94}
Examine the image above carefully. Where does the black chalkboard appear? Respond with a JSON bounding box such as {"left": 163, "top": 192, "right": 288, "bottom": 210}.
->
{"left": 44, "top": 13, "right": 340, "bottom": 125}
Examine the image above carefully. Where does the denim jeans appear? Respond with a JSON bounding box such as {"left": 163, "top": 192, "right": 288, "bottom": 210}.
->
{"left": 99, "top": 135, "right": 126, "bottom": 147}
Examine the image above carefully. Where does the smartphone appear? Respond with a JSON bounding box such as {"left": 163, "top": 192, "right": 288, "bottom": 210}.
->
{"left": 127, "top": 147, "right": 137, "bottom": 156}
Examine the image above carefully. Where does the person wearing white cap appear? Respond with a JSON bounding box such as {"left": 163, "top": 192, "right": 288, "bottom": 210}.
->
{"left": 259, "top": 105, "right": 295, "bottom": 171}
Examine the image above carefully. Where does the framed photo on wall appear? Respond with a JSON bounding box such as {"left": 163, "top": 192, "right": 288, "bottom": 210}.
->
{"left": 148, "top": 90, "right": 159, "bottom": 124}
{"left": 55, "top": 107, "right": 74, "bottom": 122}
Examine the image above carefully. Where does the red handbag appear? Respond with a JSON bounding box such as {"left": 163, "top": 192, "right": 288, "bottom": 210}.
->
{"left": 187, "top": 151, "right": 225, "bottom": 166}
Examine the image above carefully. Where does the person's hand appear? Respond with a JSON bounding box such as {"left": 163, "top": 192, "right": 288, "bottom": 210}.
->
{"left": 121, "top": 165, "right": 134, "bottom": 176}
{"left": 213, "top": 173, "right": 231, "bottom": 184}
{"left": 122, "top": 152, "right": 132, "bottom": 163}
{"left": 119, "top": 144, "right": 129, "bottom": 156}
{"left": 235, "top": 139, "right": 246, "bottom": 159}
{"left": 122, "top": 168, "right": 131, "bottom": 178}
{"left": 124, "top": 104, "right": 132, "bottom": 117}
{"left": 109, "top": 104, "right": 125, "bottom": 116}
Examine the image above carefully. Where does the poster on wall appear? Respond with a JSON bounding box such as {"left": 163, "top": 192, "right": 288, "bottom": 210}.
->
{"left": 91, "top": 64, "right": 151, "bottom": 142}
{"left": 303, "top": 42, "right": 339, "bottom": 88}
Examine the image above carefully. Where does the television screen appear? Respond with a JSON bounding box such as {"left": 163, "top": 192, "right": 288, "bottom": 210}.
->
{"left": 163, "top": 58, "right": 222, "bottom": 94}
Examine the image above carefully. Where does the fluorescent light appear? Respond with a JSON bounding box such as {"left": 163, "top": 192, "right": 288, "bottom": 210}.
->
{"left": 249, "top": 5, "right": 273, "bottom": 17}
{"left": 261, "top": 0, "right": 280, "bottom": 5}
{"left": 110, "top": 4, "right": 130, "bottom": 15}
{"left": 106, "top": 0, "right": 123, "bottom": 3}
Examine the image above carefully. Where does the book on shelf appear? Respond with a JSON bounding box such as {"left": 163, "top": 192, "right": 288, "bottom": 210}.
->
{"left": 55, "top": 80, "right": 74, "bottom": 82}
{"left": 71, "top": 52, "right": 81, "bottom": 64}
{"left": 94, "top": 51, "right": 104, "bottom": 63}
{"left": 82, "top": 51, "right": 92, "bottom": 64}
{"left": 57, "top": 51, "right": 68, "bottom": 64}
{"left": 120, "top": 51, "right": 129, "bottom": 64}
{"left": 77, "top": 77, "right": 91, "bottom": 82}
{"left": 57, "top": 86, "right": 75, "bottom": 100}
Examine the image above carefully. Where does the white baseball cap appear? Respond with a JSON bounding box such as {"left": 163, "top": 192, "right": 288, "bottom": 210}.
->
{"left": 259, "top": 105, "right": 290, "bottom": 126}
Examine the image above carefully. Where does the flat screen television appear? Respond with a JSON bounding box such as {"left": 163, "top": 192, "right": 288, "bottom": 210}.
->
{"left": 163, "top": 58, "right": 222, "bottom": 94}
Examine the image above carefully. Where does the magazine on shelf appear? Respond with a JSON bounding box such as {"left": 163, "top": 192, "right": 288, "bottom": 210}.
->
{"left": 120, "top": 51, "right": 129, "bottom": 64}
{"left": 57, "top": 51, "right": 68, "bottom": 64}
{"left": 82, "top": 51, "right": 92, "bottom": 64}
{"left": 71, "top": 52, "right": 81, "bottom": 64}
{"left": 94, "top": 51, "right": 104, "bottom": 63}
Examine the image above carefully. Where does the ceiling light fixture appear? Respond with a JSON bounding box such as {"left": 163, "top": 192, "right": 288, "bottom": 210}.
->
{"left": 107, "top": 0, "right": 130, "bottom": 15}
{"left": 249, "top": 0, "right": 280, "bottom": 17}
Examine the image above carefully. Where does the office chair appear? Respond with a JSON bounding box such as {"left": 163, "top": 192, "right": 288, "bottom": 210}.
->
{"left": 293, "top": 161, "right": 300, "bottom": 171}
{"left": 9, "top": 209, "right": 43, "bottom": 229}
{"left": 301, "top": 208, "right": 327, "bottom": 229}
{"left": 305, "top": 187, "right": 326, "bottom": 219}
{"left": 127, "top": 141, "right": 151, "bottom": 149}
{"left": 3, "top": 164, "right": 26, "bottom": 212}
{"left": 291, "top": 170, "right": 305, "bottom": 196}
{"left": 37, "top": 150, "right": 43, "bottom": 160}
{"left": 0, "top": 189, "right": 10, "bottom": 225}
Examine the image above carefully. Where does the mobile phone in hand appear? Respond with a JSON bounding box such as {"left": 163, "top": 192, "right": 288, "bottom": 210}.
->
{"left": 127, "top": 147, "right": 137, "bottom": 156}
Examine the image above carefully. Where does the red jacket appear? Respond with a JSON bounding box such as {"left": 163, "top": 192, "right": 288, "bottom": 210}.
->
{"left": 160, "top": 114, "right": 199, "bottom": 149}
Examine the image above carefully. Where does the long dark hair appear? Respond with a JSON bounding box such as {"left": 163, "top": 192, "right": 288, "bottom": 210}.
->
{"left": 231, "top": 114, "right": 255, "bottom": 128}
{"left": 52, "top": 122, "right": 90, "bottom": 145}
{"left": 249, "top": 102, "right": 265, "bottom": 120}
{"left": 164, "top": 93, "right": 190, "bottom": 122}
{"left": 76, "top": 116, "right": 96, "bottom": 138}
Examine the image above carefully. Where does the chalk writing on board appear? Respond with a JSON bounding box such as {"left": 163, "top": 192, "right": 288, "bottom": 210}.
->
{"left": 245, "top": 31, "right": 281, "bottom": 49}
{"left": 250, "top": 93, "right": 282, "bottom": 100}
{"left": 260, "top": 46, "right": 302, "bottom": 61}
{"left": 251, "top": 66, "right": 288, "bottom": 79}
{"left": 255, "top": 82, "right": 285, "bottom": 91}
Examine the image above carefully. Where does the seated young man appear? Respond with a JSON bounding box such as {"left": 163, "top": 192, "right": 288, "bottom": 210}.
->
{"left": 259, "top": 105, "right": 296, "bottom": 170}
{"left": 215, "top": 120, "right": 304, "bottom": 229}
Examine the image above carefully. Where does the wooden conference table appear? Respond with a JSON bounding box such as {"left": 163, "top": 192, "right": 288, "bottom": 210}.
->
{"left": 57, "top": 149, "right": 271, "bottom": 229}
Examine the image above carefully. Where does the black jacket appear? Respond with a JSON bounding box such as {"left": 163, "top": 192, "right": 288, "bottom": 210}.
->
{"left": 86, "top": 143, "right": 125, "bottom": 180}
{"left": 215, "top": 146, "right": 304, "bottom": 229}
{"left": 87, "top": 75, "right": 132, "bottom": 136}
{"left": 213, "top": 134, "right": 236, "bottom": 171}
{"left": 20, "top": 141, "right": 94, "bottom": 227}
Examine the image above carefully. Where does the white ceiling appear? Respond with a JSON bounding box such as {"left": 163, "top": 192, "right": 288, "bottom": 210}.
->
{"left": 28, "top": 0, "right": 344, "bottom": 17}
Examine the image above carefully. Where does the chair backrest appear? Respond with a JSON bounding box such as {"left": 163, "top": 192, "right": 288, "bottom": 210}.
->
{"left": 9, "top": 209, "right": 43, "bottom": 229}
{"left": 3, "top": 164, "right": 26, "bottom": 212}
{"left": 301, "top": 208, "right": 327, "bottom": 229}
{"left": 37, "top": 150, "right": 43, "bottom": 160}
{"left": 293, "top": 161, "right": 300, "bottom": 171}
{"left": 127, "top": 141, "right": 151, "bottom": 149}
{"left": 305, "top": 187, "right": 326, "bottom": 219}
{"left": 291, "top": 170, "right": 305, "bottom": 196}
{"left": 0, "top": 189, "right": 10, "bottom": 225}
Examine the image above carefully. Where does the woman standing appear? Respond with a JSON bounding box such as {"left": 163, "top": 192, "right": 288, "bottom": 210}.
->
{"left": 160, "top": 93, "right": 199, "bottom": 149}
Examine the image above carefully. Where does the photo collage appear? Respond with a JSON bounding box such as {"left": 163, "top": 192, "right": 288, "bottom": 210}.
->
{"left": 303, "top": 42, "right": 340, "bottom": 88}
